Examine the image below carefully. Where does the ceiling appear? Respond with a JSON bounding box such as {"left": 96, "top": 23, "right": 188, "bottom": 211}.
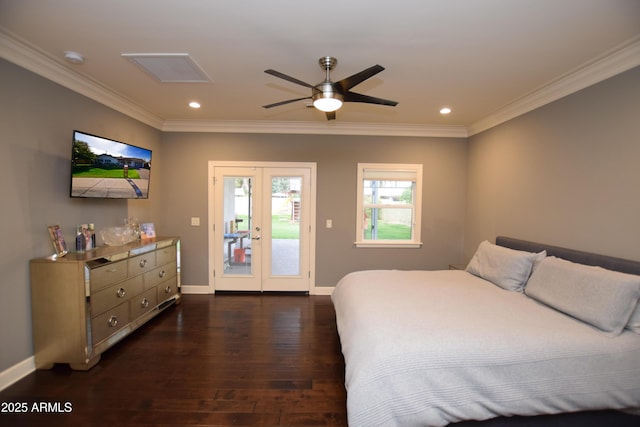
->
{"left": 1, "top": 0, "right": 639, "bottom": 136}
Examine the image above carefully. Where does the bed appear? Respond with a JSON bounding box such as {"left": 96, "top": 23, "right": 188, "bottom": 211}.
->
{"left": 332, "top": 236, "right": 640, "bottom": 426}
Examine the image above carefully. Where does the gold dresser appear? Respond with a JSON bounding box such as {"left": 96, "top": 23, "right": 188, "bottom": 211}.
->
{"left": 30, "top": 237, "right": 180, "bottom": 370}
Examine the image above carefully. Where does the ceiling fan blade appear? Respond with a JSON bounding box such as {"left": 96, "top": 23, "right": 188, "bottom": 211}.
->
{"left": 262, "top": 96, "right": 311, "bottom": 109}
{"left": 264, "top": 69, "right": 314, "bottom": 88}
{"left": 325, "top": 111, "right": 336, "bottom": 121}
{"left": 336, "top": 64, "right": 385, "bottom": 91}
{"left": 343, "top": 91, "right": 398, "bottom": 106}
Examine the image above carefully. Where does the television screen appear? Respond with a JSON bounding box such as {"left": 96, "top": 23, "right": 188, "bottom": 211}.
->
{"left": 70, "top": 130, "right": 152, "bottom": 199}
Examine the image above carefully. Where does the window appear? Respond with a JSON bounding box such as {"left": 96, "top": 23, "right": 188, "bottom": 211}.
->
{"left": 355, "top": 163, "right": 423, "bottom": 248}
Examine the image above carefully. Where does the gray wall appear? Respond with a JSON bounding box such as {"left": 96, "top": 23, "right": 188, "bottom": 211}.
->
{"left": 159, "top": 132, "right": 468, "bottom": 287}
{"left": 465, "top": 66, "right": 640, "bottom": 262}
{"left": 0, "top": 59, "right": 162, "bottom": 372}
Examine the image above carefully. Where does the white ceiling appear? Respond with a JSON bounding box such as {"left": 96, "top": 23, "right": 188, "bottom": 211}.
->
{"left": 1, "top": 0, "right": 639, "bottom": 136}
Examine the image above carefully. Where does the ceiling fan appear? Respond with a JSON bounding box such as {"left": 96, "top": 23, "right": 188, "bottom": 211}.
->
{"left": 263, "top": 56, "right": 398, "bottom": 120}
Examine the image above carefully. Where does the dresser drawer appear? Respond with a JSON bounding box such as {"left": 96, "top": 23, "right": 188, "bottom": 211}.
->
{"left": 144, "top": 261, "right": 177, "bottom": 290}
{"left": 127, "top": 252, "right": 157, "bottom": 275}
{"left": 157, "top": 278, "right": 178, "bottom": 303}
{"left": 130, "top": 288, "right": 157, "bottom": 318}
{"left": 91, "top": 302, "right": 130, "bottom": 344}
{"left": 91, "top": 275, "right": 143, "bottom": 317}
{"left": 156, "top": 246, "right": 177, "bottom": 266}
{"left": 90, "top": 260, "right": 128, "bottom": 292}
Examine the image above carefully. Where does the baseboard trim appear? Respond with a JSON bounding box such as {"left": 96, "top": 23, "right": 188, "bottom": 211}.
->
{"left": 311, "top": 286, "right": 335, "bottom": 296}
{"left": 0, "top": 356, "right": 35, "bottom": 392}
{"left": 180, "top": 285, "right": 212, "bottom": 294}
{"left": 181, "top": 285, "right": 335, "bottom": 295}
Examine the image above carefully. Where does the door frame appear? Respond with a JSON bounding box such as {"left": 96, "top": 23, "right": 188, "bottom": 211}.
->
{"left": 208, "top": 161, "right": 317, "bottom": 294}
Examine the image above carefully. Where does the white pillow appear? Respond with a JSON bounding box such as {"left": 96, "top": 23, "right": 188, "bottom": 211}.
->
{"left": 525, "top": 257, "right": 640, "bottom": 336}
{"left": 466, "top": 240, "right": 545, "bottom": 292}
{"left": 627, "top": 303, "right": 640, "bottom": 333}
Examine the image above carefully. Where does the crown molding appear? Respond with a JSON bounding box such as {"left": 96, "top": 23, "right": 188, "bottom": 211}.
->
{"left": 161, "top": 119, "right": 468, "bottom": 138}
{"left": 3, "top": 28, "right": 638, "bottom": 138}
{"left": 467, "top": 36, "right": 640, "bottom": 136}
{"left": 0, "top": 29, "right": 164, "bottom": 129}
{"left": 0, "top": 29, "right": 464, "bottom": 138}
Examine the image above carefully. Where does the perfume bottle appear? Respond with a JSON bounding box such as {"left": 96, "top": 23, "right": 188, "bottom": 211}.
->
{"left": 75, "top": 225, "right": 84, "bottom": 252}
{"left": 89, "top": 223, "right": 96, "bottom": 248}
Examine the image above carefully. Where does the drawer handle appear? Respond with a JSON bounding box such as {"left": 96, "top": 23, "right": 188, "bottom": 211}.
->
{"left": 159, "top": 270, "right": 166, "bottom": 278}
{"left": 164, "top": 285, "right": 172, "bottom": 294}
{"left": 108, "top": 316, "right": 118, "bottom": 327}
{"left": 116, "top": 287, "right": 126, "bottom": 298}
{"left": 139, "top": 259, "right": 148, "bottom": 268}
{"left": 141, "top": 298, "right": 149, "bottom": 308}
{"left": 107, "top": 268, "right": 118, "bottom": 273}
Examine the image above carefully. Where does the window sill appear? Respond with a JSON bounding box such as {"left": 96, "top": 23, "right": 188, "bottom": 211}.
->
{"left": 354, "top": 241, "right": 423, "bottom": 249}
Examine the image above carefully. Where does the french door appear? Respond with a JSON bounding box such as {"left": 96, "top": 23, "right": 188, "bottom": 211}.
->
{"left": 210, "top": 162, "right": 315, "bottom": 292}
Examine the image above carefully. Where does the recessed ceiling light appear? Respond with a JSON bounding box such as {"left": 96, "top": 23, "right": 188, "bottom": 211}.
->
{"left": 189, "top": 101, "right": 201, "bottom": 109}
{"left": 440, "top": 107, "right": 452, "bottom": 115}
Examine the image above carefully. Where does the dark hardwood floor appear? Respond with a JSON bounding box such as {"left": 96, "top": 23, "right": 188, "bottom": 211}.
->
{"left": 0, "top": 294, "right": 347, "bottom": 427}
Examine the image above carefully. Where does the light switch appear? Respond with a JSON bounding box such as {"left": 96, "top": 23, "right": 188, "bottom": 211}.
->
{"left": 191, "top": 217, "right": 200, "bottom": 226}
{"left": 326, "top": 219, "right": 333, "bottom": 228}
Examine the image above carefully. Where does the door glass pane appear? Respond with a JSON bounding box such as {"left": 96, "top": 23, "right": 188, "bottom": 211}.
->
{"left": 271, "top": 176, "right": 301, "bottom": 276}
{"left": 223, "top": 176, "right": 252, "bottom": 275}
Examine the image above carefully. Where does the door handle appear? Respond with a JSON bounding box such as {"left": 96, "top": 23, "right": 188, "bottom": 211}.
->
{"left": 252, "top": 236, "right": 261, "bottom": 240}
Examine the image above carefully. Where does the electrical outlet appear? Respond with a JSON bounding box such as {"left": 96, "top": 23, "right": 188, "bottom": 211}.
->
{"left": 191, "top": 217, "right": 200, "bottom": 226}
{"left": 326, "top": 219, "right": 333, "bottom": 228}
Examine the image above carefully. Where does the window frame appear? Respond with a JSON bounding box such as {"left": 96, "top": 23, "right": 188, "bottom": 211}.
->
{"left": 355, "top": 163, "right": 423, "bottom": 248}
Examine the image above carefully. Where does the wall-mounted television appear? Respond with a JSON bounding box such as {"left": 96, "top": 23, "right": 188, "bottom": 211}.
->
{"left": 70, "top": 130, "right": 152, "bottom": 199}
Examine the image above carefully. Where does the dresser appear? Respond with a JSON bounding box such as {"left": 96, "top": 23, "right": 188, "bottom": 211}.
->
{"left": 30, "top": 237, "right": 180, "bottom": 370}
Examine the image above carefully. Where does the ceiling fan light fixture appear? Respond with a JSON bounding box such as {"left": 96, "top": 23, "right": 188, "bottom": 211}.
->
{"left": 312, "top": 87, "right": 344, "bottom": 112}
{"left": 312, "top": 79, "right": 344, "bottom": 112}
{"left": 313, "top": 97, "right": 343, "bottom": 112}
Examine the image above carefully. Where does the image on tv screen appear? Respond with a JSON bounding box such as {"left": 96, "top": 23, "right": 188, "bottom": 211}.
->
{"left": 70, "top": 130, "right": 152, "bottom": 199}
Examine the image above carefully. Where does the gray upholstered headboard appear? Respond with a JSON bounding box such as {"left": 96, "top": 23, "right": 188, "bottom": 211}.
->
{"left": 496, "top": 236, "right": 640, "bottom": 276}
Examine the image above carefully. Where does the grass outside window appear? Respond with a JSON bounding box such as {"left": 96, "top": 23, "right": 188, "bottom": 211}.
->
{"left": 364, "top": 221, "right": 411, "bottom": 240}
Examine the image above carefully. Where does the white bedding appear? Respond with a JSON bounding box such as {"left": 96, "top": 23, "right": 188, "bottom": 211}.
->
{"left": 332, "top": 269, "right": 640, "bottom": 427}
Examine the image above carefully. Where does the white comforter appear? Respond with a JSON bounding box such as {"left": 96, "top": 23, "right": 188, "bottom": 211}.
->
{"left": 332, "top": 270, "right": 640, "bottom": 427}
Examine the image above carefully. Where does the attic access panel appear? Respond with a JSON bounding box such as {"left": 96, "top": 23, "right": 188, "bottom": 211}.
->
{"left": 122, "top": 53, "right": 210, "bottom": 83}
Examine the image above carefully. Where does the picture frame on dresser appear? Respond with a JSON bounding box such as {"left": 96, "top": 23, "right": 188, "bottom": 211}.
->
{"left": 47, "top": 224, "right": 68, "bottom": 257}
{"left": 140, "top": 222, "right": 156, "bottom": 240}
